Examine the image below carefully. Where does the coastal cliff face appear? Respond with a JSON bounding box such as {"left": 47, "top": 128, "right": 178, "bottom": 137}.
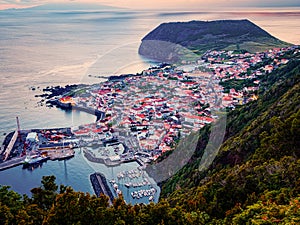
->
{"left": 139, "top": 19, "right": 289, "bottom": 61}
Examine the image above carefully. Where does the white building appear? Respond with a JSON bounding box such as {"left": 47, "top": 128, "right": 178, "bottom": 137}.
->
{"left": 26, "top": 132, "right": 38, "bottom": 142}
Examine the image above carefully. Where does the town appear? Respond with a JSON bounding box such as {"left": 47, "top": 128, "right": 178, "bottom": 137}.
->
{"left": 2, "top": 45, "right": 299, "bottom": 170}
{"left": 57, "top": 45, "right": 299, "bottom": 167}
{"left": 0, "top": 44, "right": 299, "bottom": 204}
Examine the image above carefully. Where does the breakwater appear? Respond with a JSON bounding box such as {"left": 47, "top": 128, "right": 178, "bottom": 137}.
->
{"left": 83, "top": 148, "right": 105, "bottom": 164}
{"left": 51, "top": 100, "right": 105, "bottom": 121}
{"left": 90, "top": 172, "right": 114, "bottom": 205}
{"left": 83, "top": 148, "right": 138, "bottom": 167}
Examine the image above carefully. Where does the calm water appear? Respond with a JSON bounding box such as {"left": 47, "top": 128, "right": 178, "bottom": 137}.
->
{"left": 0, "top": 7, "right": 300, "bottom": 197}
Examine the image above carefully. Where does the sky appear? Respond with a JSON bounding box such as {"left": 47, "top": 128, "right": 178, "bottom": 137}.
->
{"left": 1, "top": 0, "right": 300, "bottom": 10}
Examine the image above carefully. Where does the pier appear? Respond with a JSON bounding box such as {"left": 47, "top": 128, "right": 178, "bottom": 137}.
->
{"left": 3, "top": 130, "right": 18, "bottom": 161}
{"left": 0, "top": 127, "right": 79, "bottom": 171}
{"left": 72, "top": 105, "right": 105, "bottom": 121}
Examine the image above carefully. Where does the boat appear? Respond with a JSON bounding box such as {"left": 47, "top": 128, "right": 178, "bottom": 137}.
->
{"left": 113, "top": 183, "right": 118, "bottom": 190}
{"left": 22, "top": 154, "right": 48, "bottom": 168}
{"left": 116, "top": 189, "right": 122, "bottom": 195}
{"left": 138, "top": 191, "right": 143, "bottom": 198}
{"left": 131, "top": 192, "right": 135, "bottom": 198}
{"left": 110, "top": 179, "right": 116, "bottom": 184}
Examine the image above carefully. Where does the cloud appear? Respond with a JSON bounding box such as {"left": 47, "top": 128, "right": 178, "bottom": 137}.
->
{"left": 1, "top": 0, "right": 300, "bottom": 10}
{"left": 101, "top": 0, "right": 300, "bottom": 9}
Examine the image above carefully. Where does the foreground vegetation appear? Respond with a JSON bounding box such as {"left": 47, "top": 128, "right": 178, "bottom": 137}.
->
{"left": 1, "top": 59, "right": 300, "bottom": 224}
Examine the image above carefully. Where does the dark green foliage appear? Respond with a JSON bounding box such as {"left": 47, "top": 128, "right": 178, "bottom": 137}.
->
{"left": 0, "top": 185, "right": 22, "bottom": 225}
{"left": 31, "top": 175, "right": 58, "bottom": 211}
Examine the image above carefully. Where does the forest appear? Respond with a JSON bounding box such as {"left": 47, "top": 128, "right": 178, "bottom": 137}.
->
{"left": 1, "top": 59, "right": 300, "bottom": 224}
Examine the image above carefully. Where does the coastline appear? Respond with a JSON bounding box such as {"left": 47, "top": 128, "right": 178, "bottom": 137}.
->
{"left": 1, "top": 44, "right": 299, "bottom": 204}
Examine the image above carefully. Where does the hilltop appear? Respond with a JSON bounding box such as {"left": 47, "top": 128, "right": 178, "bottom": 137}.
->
{"left": 139, "top": 20, "right": 290, "bottom": 61}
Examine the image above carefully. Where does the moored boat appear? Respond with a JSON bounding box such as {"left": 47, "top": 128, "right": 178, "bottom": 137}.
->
{"left": 22, "top": 154, "right": 48, "bottom": 168}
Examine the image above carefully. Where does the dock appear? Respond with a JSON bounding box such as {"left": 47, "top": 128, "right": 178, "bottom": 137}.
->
{"left": 0, "top": 156, "right": 26, "bottom": 171}
{"left": 72, "top": 105, "right": 105, "bottom": 121}
{"left": 41, "top": 148, "right": 75, "bottom": 160}
{"left": 0, "top": 149, "right": 75, "bottom": 171}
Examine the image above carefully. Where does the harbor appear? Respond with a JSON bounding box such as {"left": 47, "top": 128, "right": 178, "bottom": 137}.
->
{"left": 0, "top": 119, "right": 79, "bottom": 171}
{"left": 0, "top": 60, "right": 223, "bottom": 204}
{"left": 0, "top": 60, "right": 226, "bottom": 204}
{"left": 0, "top": 115, "right": 161, "bottom": 204}
{"left": 87, "top": 157, "right": 160, "bottom": 205}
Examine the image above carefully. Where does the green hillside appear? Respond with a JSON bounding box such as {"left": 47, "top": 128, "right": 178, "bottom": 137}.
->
{"left": 1, "top": 54, "right": 300, "bottom": 224}
{"left": 160, "top": 59, "right": 300, "bottom": 222}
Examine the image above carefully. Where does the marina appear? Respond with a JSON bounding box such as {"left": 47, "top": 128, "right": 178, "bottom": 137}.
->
{"left": 108, "top": 168, "right": 159, "bottom": 204}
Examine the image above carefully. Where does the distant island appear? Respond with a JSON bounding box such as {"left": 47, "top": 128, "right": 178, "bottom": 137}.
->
{"left": 139, "top": 19, "right": 290, "bottom": 62}
{"left": 3, "top": 2, "right": 122, "bottom": 12}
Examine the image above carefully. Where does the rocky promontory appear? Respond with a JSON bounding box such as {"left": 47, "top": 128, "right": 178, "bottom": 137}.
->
{"left": 139, "top": 19, "right": 290, "bottom": 62}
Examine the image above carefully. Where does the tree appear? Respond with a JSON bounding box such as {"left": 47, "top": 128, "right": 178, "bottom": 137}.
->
{"left": 0, "top": 185, "right": 23, "bottom": 224}
{"left": 0, "top": 202, "right": 13, "bottom": 225}
{"left": 31, "top": 175, "right": 58, "bottom": 211}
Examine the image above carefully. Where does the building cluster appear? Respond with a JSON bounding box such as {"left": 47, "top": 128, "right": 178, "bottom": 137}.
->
{"left": 201, "top": 45, "right": 299, "bottom": 107}
{"left": 60, "top": 45, "right": 299, "bottom": 163}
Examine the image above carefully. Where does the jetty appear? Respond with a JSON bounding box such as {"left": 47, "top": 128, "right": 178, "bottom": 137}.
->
{"left": 42, "top": 148, "right": 75, "bottom": 161}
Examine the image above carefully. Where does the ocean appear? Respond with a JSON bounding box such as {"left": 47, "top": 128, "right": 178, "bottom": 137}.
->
{"left": 0, "top": 7, "right": 300, "bottom": 197}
